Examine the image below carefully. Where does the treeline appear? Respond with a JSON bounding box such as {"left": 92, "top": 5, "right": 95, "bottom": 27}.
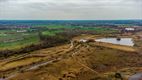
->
{"left": 0, "top": 31, "right": 79, "bottom": 59}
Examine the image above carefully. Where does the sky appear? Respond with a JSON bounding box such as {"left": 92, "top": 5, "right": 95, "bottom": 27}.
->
{"left": 0, "top": 0, "right": 142, "bottom": 20}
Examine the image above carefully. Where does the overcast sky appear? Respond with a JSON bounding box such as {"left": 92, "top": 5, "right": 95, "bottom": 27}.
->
{"left": 0, "top": 0, "right": 142, "bottom": 20}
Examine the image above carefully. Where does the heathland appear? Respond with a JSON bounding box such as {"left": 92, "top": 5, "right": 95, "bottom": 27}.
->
{"left": 0, "top": 20, "right": 142, "bottom": 80}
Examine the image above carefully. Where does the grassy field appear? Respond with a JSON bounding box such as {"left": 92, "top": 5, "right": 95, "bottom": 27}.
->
{"left": 0, "top": 29, "right": 40, "bottom": 50}
{"left": 42, "top": 30, "right": 64, "bottom": 36}
{"left": 0, "top": 28, "right": 58, "bottom": 50}
{"left": 46, "top": 25, "right": 76, "bottom": 29}
{"left": 47, "top": 25, "right": 118, "bottom": 33}
{"left": 0, "top": 36, "right": 40, "bottom": 50}
{"left": 0, "top": 25, "right": 118, "bottom": 50}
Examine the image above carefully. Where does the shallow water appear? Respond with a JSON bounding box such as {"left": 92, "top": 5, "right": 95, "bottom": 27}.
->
{"left": 129, "top": 73, "right": 142, "bottom": 80}
{"left": 95, "top": 38, "right": 134, "bottom": 46}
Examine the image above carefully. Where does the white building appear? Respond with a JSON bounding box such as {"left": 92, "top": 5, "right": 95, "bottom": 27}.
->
{"left": 125, "top": 28, "right": 135, "bottom": 31}
{"left": 79, "top": 39, "right": 88, "bottom": 43}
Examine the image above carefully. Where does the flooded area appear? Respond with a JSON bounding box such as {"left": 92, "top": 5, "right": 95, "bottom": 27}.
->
{"left": 95, "top": 38, "right": 134, "bottom": 46}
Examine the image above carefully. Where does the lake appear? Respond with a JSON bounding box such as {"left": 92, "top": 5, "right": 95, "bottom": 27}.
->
{"left": 95, "top": 38, "right": 134, "bottom": 46}
{"left": 129, "top": 73, "right": 142, "bottom": 80}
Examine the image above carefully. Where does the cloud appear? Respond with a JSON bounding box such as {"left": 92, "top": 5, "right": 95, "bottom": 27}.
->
{"left": 0, "top": 0, "right": 141, "bottom": 20}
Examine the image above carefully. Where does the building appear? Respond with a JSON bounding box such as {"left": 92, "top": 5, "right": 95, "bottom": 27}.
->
{"left": 79, "top": 39, "right": 88, "bottom": 43}
{"left": 125, "top": 28, "right": 135, "bottom": 31}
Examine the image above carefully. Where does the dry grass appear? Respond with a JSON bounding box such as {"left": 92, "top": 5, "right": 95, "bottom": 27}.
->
{"left": 0, "top": 57, "right": 44, "bottom": 71}
{"left": 92, "top": 42, "right": 136, "bottom": 52}
{"left": 0, "top": 39, "right": 141, "bottom": 80}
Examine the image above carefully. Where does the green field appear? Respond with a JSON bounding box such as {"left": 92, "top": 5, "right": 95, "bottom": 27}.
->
{"left": 0, "top": 31, "right": 40, "bottom": 50}
{"left": 47, "top": 25, "right": 117, "bottom": 33}
{"left": 42, "top": 30, "right": 64, "bottom": 36}
{"left": 0, "top": 25, "right": 118, "bottom": 50}
{"left": 79, "top": 27, "right": 118, "bottom": 33}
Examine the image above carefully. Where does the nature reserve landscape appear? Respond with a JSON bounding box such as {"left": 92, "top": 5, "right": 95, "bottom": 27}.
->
{"left": 0, "top": 0, "right": 142, "bottom": 80}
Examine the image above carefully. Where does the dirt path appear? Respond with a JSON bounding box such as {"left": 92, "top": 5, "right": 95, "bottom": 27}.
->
{"left": 71, "top": 43, "right": 98, "bottom": 74}
{"left": 0, "top": 40, "right": 140, "bottom": 80}
{"left": 0, "top": 42, "right": 77, "bottom": 79}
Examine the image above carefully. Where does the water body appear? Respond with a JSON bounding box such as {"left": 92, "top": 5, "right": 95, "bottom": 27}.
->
{"left": 95, "top": 38, "right": 134, "bottom": 46}
{"left": 129, "top": 73, "right": 142, "bottom": 80}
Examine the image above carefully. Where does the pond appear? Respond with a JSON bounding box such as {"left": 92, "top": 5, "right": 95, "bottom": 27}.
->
{"left": 95, "top": 38, "right": 134, "bottom": 46}
{"left": 129, "top": 73, "right": 142, "bottom": 80}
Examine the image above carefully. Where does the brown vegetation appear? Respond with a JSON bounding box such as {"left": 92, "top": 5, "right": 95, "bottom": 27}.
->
{"left": 0, "top": 41, "right": 141, "bottom": 80}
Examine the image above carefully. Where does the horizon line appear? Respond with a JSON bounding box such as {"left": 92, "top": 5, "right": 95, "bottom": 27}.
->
{"left": 0, "top": 19, "right": 142, "bottom": 21}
